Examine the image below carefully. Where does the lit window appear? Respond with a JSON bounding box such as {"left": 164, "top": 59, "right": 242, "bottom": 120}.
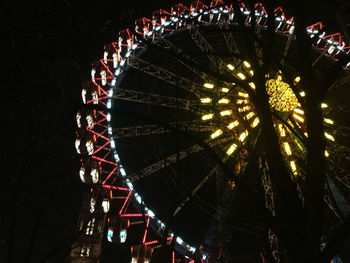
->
{"left": 91, "top": 169, "right": 99, "bottom": 183}
{"left": 237, "top": 73, "right": 246, "bottom": 80}
{"left": 218, "top": 98, "right": 229, "bottom": 104}
{"left": 321, "top": 103, "right": 328, "bottom": 108}
{"left": 248, "top": 82, "right": 256, "bottom": 89}
{"left": 76, "top": 112, "right": 82, "bottom": 128}
{"left": 102, "top": 198, "right": 110, "bottom": 213}
{"left": 120, "top": 229, "right": 127, "bottom": 243}
{"left": 221, "top": 87, "right": 229, "bottom": 93}
{"left": 210, "top": 129, "right": 223, "bottom": 139}
{"left": 227, "top": 64, "right": 235, "bottom": 70}
{"left": 226, "top": 144, "right": 237, "bottom": 155}
{"left": 82, "top": 89, "right": 87, "bottom": 104}
{"left": 243, "top": 61, "right": 251, "bottom": 68}
{"left": 90, "top": 198, "right": 96, "bottom": 213}
{"left": 86, "top": 141, "right": 94, "bottom": 155}
{"left": 283, "top": 142, "right": 292, "bottom": 155}
{"left": 290, "top": 161, "right": 297, "bottom": 175}
{"left": 251, "top": 117, "right": 259, "bottom": 128}
{"left": 238, "top": 92, "right": 249, "bottom": 98}
{"left": 203, "top": 83, "right": 214, "bottom": 89}
{"left": 239, "top": 130, "right": 248, "bottom": 142}
{"left": 79, "top": 167, "right": 85, "bottom": 183}
{"left": 324, "top": 132, "right": 335, "bottom": 141}
{"left": 107, "top": 228, "right": 114, "bottom": 242}
{"left": 92, "top": 91, "right": 98, "bottom": 104}
{"left": 202, "top": 114, "right": 213, "bottom": 120}
{"left": 75, "top": 139, "right": 81, "bottom": 154}
{"left": 200, "top": 98, "right": 212, "bottom": 103}
{"left": 220, "top": 110, "right": 232, "bottom": 116}
{"left": 324, "top": 118, "right": 334, "bottom": 125}
{"left": 86, "top": 218, "right": 95, "bottom": 235}
{"left": 101, "top": 70, "right": 107, "bottom": 86}
{"left": 86, "top": 115, "right": 94, "bottom": 129}
{"left": 227, "top": 121, "right": 239, "bottom": 129}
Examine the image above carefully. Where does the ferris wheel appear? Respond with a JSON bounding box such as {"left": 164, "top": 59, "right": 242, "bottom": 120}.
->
{"left": 73, "top": 1, "right": 350, "bottom": 262}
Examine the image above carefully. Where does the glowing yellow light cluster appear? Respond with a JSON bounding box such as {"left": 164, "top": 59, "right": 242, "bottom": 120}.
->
{"left": 211, "top": 129, "right": 223, "bottom": 139}
{"left": 324, "top": 118, "right": 334, "bottom": 125}
{"left": 220, "top": 110, "right": 232, "bottom": 116}
{"left": 218, "top": 98, "right": 230, "bottom": 104}
{"left": 293, "top": 114, "right": 304, "bottom": 123}
{"left": 237, "top": 73, "right": 246, "bottom": 80}
{"left": 227, "top": 121, "right": 239, "bottom": 129}
{"left": 243, "top": 61, "right": 251, "bottom": 68}
{"left": 294, "top": 76, "right": 301, "bottom": 84}
{"left": 238, "top": 106, "right": 251, "bottom": 112}
{"left": 227, "top": 64, "right": 235, "bottom": 71}
{"left": 248, "top": 82, "right": 256, "bottom": 90}
{"left": 239, "top": 130, "right": 249, "bottom": 142}
{"left": 266, "top": 76, "right": 299, "bottom": 112}
{"left": 204, "top": 83, "right": 214, "bottom": 89}
{"left": 278, "top": 124, "right": 286, "bottom": 137}
{"left": 226, "top": 143, "right": 237, "bottom": 155}
{"left": 324, "top": 132, "right": 335, "bottom": 141}
{"left": 290, "top": 161, "right": 297, "bottom": 175}
{"left": 202, "top": 114, "right": 213, "bottom": 120}
{"left": 200, "top": 98, "right": 212, "bottom": 103}
{"left": 300, "top": 91, "right": 306, "bottom": 97}
{"left": 294, "top": 108, "right": 304, "bottom": 115}
{"left": 237, "top": 99, "right": 248, "bottom": 105}
{"left": 244, "top": 112, "right": 255, "bottom": 120}
{"left": 251, "top": 117, "right": 260, "bottom": 128}
{"left": 238, "top": 92, "right": 249, "bottom": 98}
{"left": 283, "top": 142, "right": 292, "bottom": 156}
{"left": 222, "top": 87, "right": 230, "bottom": 93}
{"left": 321, "top": 103, "right": 328, "bottom": 108}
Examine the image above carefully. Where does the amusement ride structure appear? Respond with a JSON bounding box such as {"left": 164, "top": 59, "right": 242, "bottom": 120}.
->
{"left": 69, "top": 0, "right": 350, "bottom": 262}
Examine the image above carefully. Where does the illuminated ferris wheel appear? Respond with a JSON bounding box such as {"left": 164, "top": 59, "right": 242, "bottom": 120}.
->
{"left": 72, "top": 1, "right": 350, "bottom": 262}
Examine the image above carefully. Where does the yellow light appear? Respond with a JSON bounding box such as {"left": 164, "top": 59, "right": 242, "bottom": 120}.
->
{"left": 221, "top": 87, "right": 229, "bottom": 93}
{"left": 200, "top": 98, "right": 212, "bottom": 103}
{"left": 294, "top": 108, "right": 304, "bottom": 115}
{"left": 202, "top": 114, "right": 214, "bottom": 120}
{"left": 324, "top": 132, "right": 335, "bottom": 141}
{"left": 211, "top": 129, "right": 223, "bottom": 139}
{"left": 283, "top": 142, "right": 292, "bottom": 156}
{"left": 238, "top": 106, "right": 251, "bottom": 112}
{"left": 300, "top": 91, "right": 306, "bottom": 97}
{"left": 294, "top": 76, "right": 301, "bottom": 84}
{"left": 293, "top": 114, "right": 304, "bottom": 123}
{"left": 324, "top": 118, "right": 334, "bottom": 125}
{"left": 238, "top": 91, "right": 249, "bottom": 98}
{"left": 227, "top": 121, "right": 239, "bottom": 129}
{"left": 266, "top": 78, "right": 298, "bottom": 112}
{"left": 220, "top": 110, "right": 232, "bottom": 116}
{"left": 226, "top": 143, "right": 238, "bottom": 155}
{"left": 321, "top": 103, "right": 328, "bottom": 108}
{"left": 218, "top": 98, "right": 230, "bottom": 104}
{"left": 227, "top": 64, "right": 235, "bottom": 71}
{"left": 290, "top": 161, "right": 297, "bottom": 175}
{"left": 237, "top": 73, "right": 246, "bottom": 80}
{"left": 243, "top": 61, "right": 251, "bottom": 68}
{"left": 251, "top": 117, "right": 260, "bottom": 128}
{"left": 325, "top": 150, "right": 329, "bottom": 157}
{"left": 249, "top": 70, "right": 254, "bottom": 76}
{"left": 204, "top": 83, "right": 214, "bottom": 89}
{"left": 248, "top": 82, "right": 256, "bottom": 90}
{"left": 244, "top": 112, "right": 255, "bottom": 120}
{"left": 304, "top": 132, "right": 308, "bottom": 138}
{"left": 239, "top": 130, "right": 248, "bottom": 142}
{"left": 278, "top": 124, "right": 286, "bottom": 137}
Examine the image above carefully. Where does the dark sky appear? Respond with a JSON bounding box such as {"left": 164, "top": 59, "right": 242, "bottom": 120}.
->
{"left": 2, "top": 0, "right": 347, "bottom": 262}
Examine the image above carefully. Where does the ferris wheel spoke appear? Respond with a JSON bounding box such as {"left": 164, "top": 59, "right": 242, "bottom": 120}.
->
{"left": 127, "top": 57, "right": 203, "bottom": 98}
{"left": 112, "top": 121, "right": 212, "bottom": 139}
{"left": 219, "top": 23, "right": 241, "bottom": 68}
{"left": 128, "top": 136, "right": 233, "bottom": 182}
{"left": 112, "top": 88, "right": 203, "bottom": 113}
{"left": 172, "top": 166, "right": 219, "bottom": 217}
{"left": 188, "top": 26, "right": 229, "bottom": 74}
{"left": 161, "top": 38, "right": 214, "bottom": 83}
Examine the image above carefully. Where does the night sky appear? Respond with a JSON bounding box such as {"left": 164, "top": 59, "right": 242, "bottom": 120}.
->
{"left": 2, "top": 0, "right": 349, "bottom": 262}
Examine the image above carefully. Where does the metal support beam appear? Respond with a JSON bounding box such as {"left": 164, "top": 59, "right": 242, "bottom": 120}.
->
{"left": 189, "top": 25, "right": 228, "bottom": 74}
{"left": 128, "top": 136, "right": 234, "bottom": 182}
{"left": 127, "top": 57, "right": 202, "bottom": 97}
{"left": 112, "top": 88, "right": 199, "bottom": 111}
{"left": 113, "top": 121, "right": 212, "bottom": 139}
